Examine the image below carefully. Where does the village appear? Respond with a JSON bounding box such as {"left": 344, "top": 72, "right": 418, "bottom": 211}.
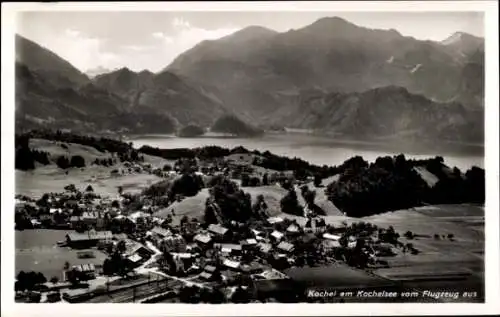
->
{"left": 14, "top": 150, "right": 432, "bottom": 304}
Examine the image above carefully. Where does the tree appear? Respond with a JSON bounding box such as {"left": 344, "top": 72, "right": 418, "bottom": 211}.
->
{"left": 280, "top": 189, "right": 302, "bottom": 216}
{"left": 434, "top": 234, "right": 440, "bottom": 240}
{"left": 262, "top": 173, "right": 269, "bottom": 186}
{"left": 404, "top": 231, "right": 414, "bottom": 240}
{"left": 50, "top": 276, "right": 59, "bottom": 284}
{"left": 180, "top": 215, "right": 189, "bottom": 227}
{"left": 70, "top": 155, "right": 86, "bottom": 168}
{"left": 86, "top": 185, "right": 94, "bottom": 192}
{"left": 447, "top": 233, "right": 455, "bottom": 240}
{"left": 63, "top": 261, "right": 70, "bottom": 270}
{"left": 56, "top": 156, "right": 71, "bottom": 169}
{"left": 231, "top": 286, "right": 251, "bottom": 303}
{"left": 314, "top": 174, "right": 322, "bottom": 187}
{"left": 116, "top": 240, "right": 126, "bottom": 254}
{"left": 241, "top": 173, "right": 250, "bottom": 187}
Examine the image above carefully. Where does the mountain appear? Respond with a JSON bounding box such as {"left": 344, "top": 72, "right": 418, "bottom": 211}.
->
{"left": 85, "top": 66, "right": 113, "bottom": 78}
{"left": 280, "top": 86, "right": 483, "bottom": 144}
{"left": 441, "top": 32, "right": 484, "bottom": 58}
{"left": 210, "top": 114, "right": 263, "bottom": 137}
{"left": 16, "top": 35, "right": 89, "bottom": 88}
{"left": 165, "top": 17, "right": 484, "bottom": 128}
{"left": 15, "top": 35, "right": 176, "bottom": 134}
{"left": 92, "top": 68, "right": 226, "bottom": 127}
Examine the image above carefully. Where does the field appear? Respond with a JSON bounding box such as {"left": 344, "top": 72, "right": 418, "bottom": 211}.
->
{"left": 15, "top": 230, "right": 108, "bottom": 280}
{"left": 154, "top": 189, "right": 210, "bottom": 224}
{"left": 285, "top": 263, "right": 395, "bottom": 289}
{"left": 17, "top": 138, "right": 172, "bottom": 198}
{"left": 16, "top": 167, "right": 162, "bottom": 198}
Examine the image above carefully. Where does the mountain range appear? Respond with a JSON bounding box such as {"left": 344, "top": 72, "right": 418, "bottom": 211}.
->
{"left": 14, "top": 16, "right": 484, "bottom": 144}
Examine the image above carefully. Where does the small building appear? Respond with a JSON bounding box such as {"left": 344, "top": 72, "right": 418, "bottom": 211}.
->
{"left": 122, "top": 240, "right": 154, "bottom": 267}
{"left": 66, "top": 231, "right": 112, "bottom": 249}
{"left": 208, "top": 224, "right": 230, "bottom": 240}
{"left": 267, "top": 217, "right": 284, "bottom": 225}
{"left": 286, "top": 223, "right": 301, "bottom": 235}
{"left": 223, "top": 259, "right": 241, "bottom": 271}
{"left": 161, "top": 234, "right": 187, "bottom": 253}
{"left": 277, "top": 241, "right": 295, "bottom": 253}
{"left": 258, "top": 243, "right": 273, "bottom": 256}
{"left": 193, "top": 233, "right": 213, "bottom": 247}
{"left": 199, "top": 271, "right": 214, "bottom": 281}
{"left": 323, "top": 233, "right": 341, "bottom": 241}
{"left": 67, "top": 263, "right": 96, "bottom": 280}
{"left": 150, "top": 226, "right": 172, "bottom": 245}
{"left": 215, "top": 243, "right": 242, "bottom": 255}
{"left": 270, "top": 230, "right": 284, "bottom": 242}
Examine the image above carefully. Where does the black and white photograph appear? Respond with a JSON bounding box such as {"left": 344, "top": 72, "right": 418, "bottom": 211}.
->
{"left": 1, "top": 1, "right": 499, "bottom": 316}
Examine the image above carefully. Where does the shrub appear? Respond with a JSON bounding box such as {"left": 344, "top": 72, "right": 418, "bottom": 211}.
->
{"left": 70, "top": 155, "right": 85, "bottom": 168}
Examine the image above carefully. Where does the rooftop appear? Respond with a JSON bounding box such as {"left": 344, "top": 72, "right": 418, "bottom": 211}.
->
{"left": 66, "top": 231, "right": 112, "bottom": 242}
{"left": 277, "top": 241, "right": 295, "bottom": 252}
{"left": 208, "top": 224, "right": 229, "bottom": 236}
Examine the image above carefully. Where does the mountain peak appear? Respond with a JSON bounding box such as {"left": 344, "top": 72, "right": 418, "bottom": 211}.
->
{"left": 309, "top": 16, "right": 357, "bottom": 29}
{"left": 220, "top": 25, "right": 278, "bottom": 43}
{"left": 441, "top": 31, "right": 483, "bottom": 46}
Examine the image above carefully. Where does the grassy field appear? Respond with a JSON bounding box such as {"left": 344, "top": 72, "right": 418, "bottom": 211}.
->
{"left": 285, "top": 263, "right": 395, "bottom": 289}
{"left": 154, "top": 189, "right": 210, "bottom": 225}
{"left": 17, "top": 138, "right": 172, "bottom": 198}
{"left": 16, "top": 167, "right": 162, "bottom": 198}
{"left": 15, "top": 230, "right": 108, "bottom": 280}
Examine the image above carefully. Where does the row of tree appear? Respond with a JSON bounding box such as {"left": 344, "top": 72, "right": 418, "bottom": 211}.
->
{"left": 325, "top": 155, "right": 485, "bottom": 217}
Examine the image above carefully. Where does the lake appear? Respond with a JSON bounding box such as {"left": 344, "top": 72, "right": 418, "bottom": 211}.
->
{"left": 130, "top": 133, "right": 484, "bottom": 172}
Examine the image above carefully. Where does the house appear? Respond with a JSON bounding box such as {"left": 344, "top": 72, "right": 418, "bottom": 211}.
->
{"left": 286, "top": 223, "right": 301, "bottom": 235}
{"left": 193, "top": 233, "right": 213, "bottom": 247}
{"left": 199, "top": 271, "right": 214, "bottom": 281}
{"left": 127, "top": 211, "right": 150, "bottom": 228}
{"left": 66, "top": 263, "right": 96, "bottom": 281}
{"left": 277, "top": 241, "right": 295, "bottom": 253}
{"left": 258, "top": 243, "right": 273, "bottom": 256}
{"left": 215, "top": 243, "right": 242, "bottom": 255}
{"left": 270, "top": 230, "right": 284, "bottom": 242}
{"left": 241, "top": 262, "right": 264, "bottom": 274}
{"left": 160, "top": 234, "right": 187, "bottom": 253}
{"left": 150, "top": 226, "right": 172, "bottom": 245}
{"left": 208, "top": 224, "right": 230, "bottom": 240}
{"left": 323, "top": 233, "right": 341, "bottom": 241}
{"left": 30, "top": 219, "right": 42, "bottom": 228}
{"left": 122, "top": 240, "right": 154, "bottom": 267}
{"left": 66, "top": 231, "right": 112, "bottom": 248}
{"left": 223, "top": 259, "right": 241, "bottom": 271}
{"left": 267, "top": 217, "right": 284, "bottom": 225}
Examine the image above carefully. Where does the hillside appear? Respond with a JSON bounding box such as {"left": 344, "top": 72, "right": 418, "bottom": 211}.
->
{"left": 92, "top": 68, "right": 226, "bottom": 127}
{"left": 165, "top": 16, "right": 484, "bottom": 140}
{"left": 16, "top": 35, "right": 89, "bottom": 88}
{"left": 279, "top": 86, "right": 484, "bottom": 144}
{"left": 210, "top": 114, "right": 264, "bottom": 137}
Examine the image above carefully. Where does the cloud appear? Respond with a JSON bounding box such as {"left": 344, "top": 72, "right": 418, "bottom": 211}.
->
{"left": 151, "top": 17, "right": 239, "bottom": 66}
{"left": 37, "top": 28, "right": 123, "bottom": 71}
{"left": 121, "top": 45, "right": 154, "bottom": 52}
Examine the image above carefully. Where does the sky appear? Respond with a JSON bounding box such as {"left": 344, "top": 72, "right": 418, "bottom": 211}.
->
{"left": 16, "top": 11, "right": 484, "bottom": 73}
